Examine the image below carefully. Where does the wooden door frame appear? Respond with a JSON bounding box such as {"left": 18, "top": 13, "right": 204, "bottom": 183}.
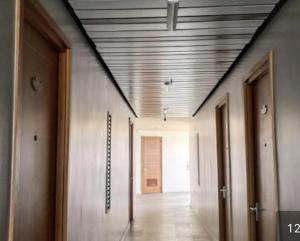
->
{"left": 9, "top": 1, "right": 71, "bottom": 241}
{"left": 128, "top": 118, "right": 134, "bottom": 222}
{"left": 215, "top": 93, "right": 233, "bottom": 241}
{"left": 243, "top": 51, "right": 279, "bottom": 241}
{"left": 141, "top": 136, "right": 163, "bottom": 194}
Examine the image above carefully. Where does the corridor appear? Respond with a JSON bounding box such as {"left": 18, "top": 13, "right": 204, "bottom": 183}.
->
{"left": 125, "top": 193, "right": 211, "bottom": 241}
{"left": 1, "top": 0, "right": 300, "bottom": 241}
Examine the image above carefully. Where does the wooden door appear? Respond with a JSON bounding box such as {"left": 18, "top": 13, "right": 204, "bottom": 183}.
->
{"left": 245, "top": 56, "right": 277, "bottom": 241}
{"left": 14, "top": 21, "right": 59, "bottom": 241}
{"left": 216, "top": 97, "right": 232, "bottom": 241}
{"left": 141, "top": 137, "right": 162, "bottom": 194}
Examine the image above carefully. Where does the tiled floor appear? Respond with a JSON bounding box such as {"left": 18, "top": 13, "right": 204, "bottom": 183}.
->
{"left": 125, "top": 193, "right": 212, "bottom": 241}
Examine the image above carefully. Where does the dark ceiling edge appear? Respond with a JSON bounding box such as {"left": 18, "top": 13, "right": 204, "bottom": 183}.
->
{"left": 62, "top": 0, "right": 138, "bottom": 118}
{"left": 192, "top": 0, "right": 288, "bottom": 117}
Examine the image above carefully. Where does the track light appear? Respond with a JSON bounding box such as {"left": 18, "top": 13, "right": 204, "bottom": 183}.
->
{"left": 167, "top": 0, "right": 179, "bottom": 31}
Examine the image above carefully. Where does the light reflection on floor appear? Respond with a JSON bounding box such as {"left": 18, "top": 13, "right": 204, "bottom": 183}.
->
{"left": 125, "top": 193, "right": 212, "bottom": 241}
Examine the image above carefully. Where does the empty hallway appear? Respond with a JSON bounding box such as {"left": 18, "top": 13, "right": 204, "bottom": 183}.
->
{"left": 125, "top": 193, "right": 211, "bottom": 241}
{"left": 1, "top": 0, "right": 300, "bottom": 241}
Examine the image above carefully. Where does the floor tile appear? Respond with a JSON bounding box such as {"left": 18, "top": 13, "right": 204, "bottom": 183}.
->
{"left": 125, "top": 193, "right": 212, "bottom": 241}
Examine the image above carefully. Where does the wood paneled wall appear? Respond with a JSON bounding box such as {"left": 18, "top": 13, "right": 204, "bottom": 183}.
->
{"left": 190, "top": 1, "right": 300, "bottom": 241}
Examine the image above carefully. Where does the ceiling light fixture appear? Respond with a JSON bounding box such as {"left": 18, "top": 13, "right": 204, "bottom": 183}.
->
{"left": 163, "top": 107, "right": 169, "bottom": 122}
{"left": 167, "top": 0, "right": 179, "bottom": 31}
{"left": 164, "top": 77, "right": 173, "bottom": 92}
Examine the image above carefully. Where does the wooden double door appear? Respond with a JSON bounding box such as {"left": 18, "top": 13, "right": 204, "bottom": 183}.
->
{"left": 141, "top": 136, "right": 162, "bottom": 194}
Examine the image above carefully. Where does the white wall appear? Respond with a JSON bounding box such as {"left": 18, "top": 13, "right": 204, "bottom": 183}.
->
{"left": 134, "top": 118, "right": 190, "bottom": 194}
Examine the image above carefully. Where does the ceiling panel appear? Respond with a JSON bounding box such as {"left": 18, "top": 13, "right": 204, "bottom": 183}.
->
{"left": 177, "top": 5, "right": 274, "bottom": 16}
{"left": 97, "top": 39, "right": 250, "bottom": 48}
{"left": 68, "top": 0, "right": 280, "bottom": 118}
{"left": 88, "top": 27, "right": 258, "bottom": 38}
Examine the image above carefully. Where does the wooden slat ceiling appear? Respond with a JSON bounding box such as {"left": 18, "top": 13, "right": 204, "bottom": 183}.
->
{"left": 68, "top": 0, "right": 279, "bottom": 117}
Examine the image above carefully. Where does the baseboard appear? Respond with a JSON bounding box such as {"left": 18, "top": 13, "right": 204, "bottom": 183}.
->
{"left": 201, "top": 222, "right": 218, "bottom": 241}
{"left": 191, "top": 206, "right": 218, "bottom": 241}
{"left": 119, "top": 222, "right": 131, "bottom": 241}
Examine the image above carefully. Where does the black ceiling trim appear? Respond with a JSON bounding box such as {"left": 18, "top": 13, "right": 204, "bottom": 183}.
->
{"left": 193, "top": 0, "right": 288, "bottom": 117}
{"left": 62, "top": 0, "right": 138, "bottom": 118}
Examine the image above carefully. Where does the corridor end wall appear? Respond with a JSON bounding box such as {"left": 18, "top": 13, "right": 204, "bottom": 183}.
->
{"left": 134, "top": 118, "right": 190, "bottom": 194}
